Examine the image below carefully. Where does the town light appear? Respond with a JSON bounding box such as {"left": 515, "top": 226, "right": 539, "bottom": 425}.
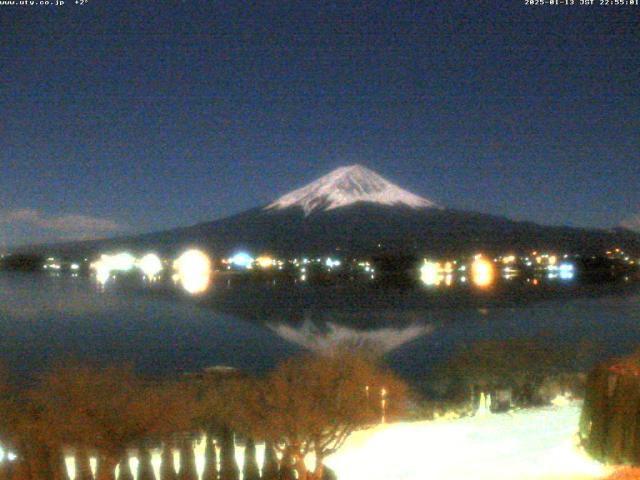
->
{"left": 420, "top": 261, "right": 442, "bottom": 286}
{"left": 174, "top": 249, "right": 212, "bottom": 294}
{"left": 558, "top": 262, "right": 575, "bottom": 280}
{"left": 326, "top": 257, "right": 341, "bottom": 268}
{"left": 256, "top": 255, "right": 274, "bottom": 268}
{"left": 90, "top": 252, "right": 135, "bottom": 285}
{"left": 229, "top": 252, "right": 254, "bottom": 268}
{"left": 471, "top": 256, "right": 495, "bottom": 288}
{"left": 111, "top": 252, "right": 136, "bottom": 271}
{"left": 138, "top": 253, "right": 163, "bottom": 279}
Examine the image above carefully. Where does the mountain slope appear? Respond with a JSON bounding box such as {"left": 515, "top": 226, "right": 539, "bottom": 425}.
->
{"left": 15, "top": 166, "right": 640, "bottom": 257}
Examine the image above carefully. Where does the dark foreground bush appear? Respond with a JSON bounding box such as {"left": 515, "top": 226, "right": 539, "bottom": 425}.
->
{"left": 580, "top": 353, "right": 640, "bottom": 465}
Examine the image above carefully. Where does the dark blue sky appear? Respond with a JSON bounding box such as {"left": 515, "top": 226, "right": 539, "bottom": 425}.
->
{"left": 1, "top": 1, "right": 639, "bottom": 246}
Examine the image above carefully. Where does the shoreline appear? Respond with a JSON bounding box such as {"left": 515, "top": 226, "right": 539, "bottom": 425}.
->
{"left": 165, "top": 276, "right": 640, "bottom": 326}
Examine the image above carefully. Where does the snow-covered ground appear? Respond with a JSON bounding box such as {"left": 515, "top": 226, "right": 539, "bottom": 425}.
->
{"left": 51, "top": 402, "right": 607, "bottom": 480}
{"left": 326, "top": 402, "right": 608, "bottom": 480}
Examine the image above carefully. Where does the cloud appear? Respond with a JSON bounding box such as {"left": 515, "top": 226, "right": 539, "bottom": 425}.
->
{"left": 0, "top": 208, "right": 125, "bottom": 240}
{"left": 621, "top": 214, "right": 640, "bottom": 232}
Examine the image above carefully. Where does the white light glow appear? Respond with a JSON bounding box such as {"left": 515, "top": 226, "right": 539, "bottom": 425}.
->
{"left": 229, "top": 252, "right": 254, "bottom": 268}
{"left": 110, "top": 253, "right": 136, "bottom": 272}
{"left": 326, "top": 257, "right": 341, "bottom": 268}
{"left": 420, "top": 261, "right": 442, "bottom": 286}
{"left": 138, "top": 253, "right": 163, "bottom": 279}
{"left": 90, "top": 252, "right": 136, "bottom": 285}
{"left": 558, "top": 263, "right": 575, "bottom": 280}
{"left": 174, "top": 249, "right": 212, "bottom": 294}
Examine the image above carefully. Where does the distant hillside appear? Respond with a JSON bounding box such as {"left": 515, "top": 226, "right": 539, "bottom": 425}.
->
{"left": 14, "top": 165, "right": 640, "bottom": 258}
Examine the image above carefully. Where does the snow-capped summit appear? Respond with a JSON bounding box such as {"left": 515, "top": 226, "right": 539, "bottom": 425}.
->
{"left": 266, "top": 164, "right": 438, "bottom": 215}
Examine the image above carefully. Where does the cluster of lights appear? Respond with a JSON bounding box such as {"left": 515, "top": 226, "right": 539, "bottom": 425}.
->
{"left": 41, "top": 257, "right": 87, "bottom": 275}
{"left": 86, "top": 246, "right": 597, "bottom": 294}
{"left": 91, "top": 252, "right": 163, "bottom": 285}
{"left": 419, "top": 256, "right": 496, "bottom": 289}
{"left": 606, "top": 247, "right": 636, "bottom": 265}
{"left": 552, "top": 262, "right": 575, "bottom": 280}
{"left": 91, "top": 249, "right": 214, "bottom": 294}
{"left": 356, "top": 261, "right": 375, "bottom": 280}
{"left": 496, "top": 251, "right": 580, "bottom": 283}
{"left": 224, "top": 252, "right": 287, "bottom": 270}
{"left": 90, "top": 253, "right": 137, "bottom": 285}
{"left": 43, "top": 257, "right": 64, "bottom": 272}
{"left": 419, "top": 260, "right": 465, "bottom": 288}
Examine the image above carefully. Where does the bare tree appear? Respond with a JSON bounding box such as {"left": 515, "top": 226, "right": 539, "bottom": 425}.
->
{"left": 245, "top": 350, "right": 408, "bottom": 480}
{"left": 242, "top": 438, "right": 260, "bottom": 480}
{"left": 118, "top": 455, "right": 134, "bottom": 480}
{"left": 178, "top": 437, "right": 197, "bottom": 480}
{"left": 261, "top": 440, "right": 279, "bottom": 480}
{"left": 159, "top": 443, "right": 177, "bottom": 480}
{"left": 75, "top": 448, "right": 93, "bottom": 480}
{"left": 30, "top": 363, "right": 177, "bottom": 480}
{"left": 0, "top": 371, "right": 61, "bottom": 480}
{"left": 191, "top": 374, "right": 250, "bottom": 480}
{"left": 201, "top": 434, "right": 218, "bottom": 480}
{"left": 580, "top": 353, "right": 640, "bottom": 465}
{"left": 219, "top": 427, "right": 239, "bottom": 480}
{"left": 137, "top": 445, "right": 155, "bottom": 480}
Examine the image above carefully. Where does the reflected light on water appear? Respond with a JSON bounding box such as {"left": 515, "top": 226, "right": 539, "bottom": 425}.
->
{"left": 174, "top": 249, "right": 212, "bottom": 294}
{"left": 95, "top": 266, "right": 111, "bottom": 286}
{"left": 269, "top": 320, "right": 434, "bottom": 355}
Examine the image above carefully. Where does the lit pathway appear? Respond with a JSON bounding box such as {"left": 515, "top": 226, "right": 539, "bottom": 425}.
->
{"left": 326, "top": 403, "right": 608, "bottom": 480}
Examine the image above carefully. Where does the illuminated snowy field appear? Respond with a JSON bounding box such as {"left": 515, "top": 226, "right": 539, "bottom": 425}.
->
{"left": 326, "top": 403, "right": 608, "bottom": 480}
{"left": 48, "top": 403, "right": 609, "bottom": 480}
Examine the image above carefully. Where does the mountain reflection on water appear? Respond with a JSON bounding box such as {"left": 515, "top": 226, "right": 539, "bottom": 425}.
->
{"left": 1, "top": 272, "right": 640, "bottom": 393}
{"left": 268, "top": 317, "right": 434, "bottom": 355}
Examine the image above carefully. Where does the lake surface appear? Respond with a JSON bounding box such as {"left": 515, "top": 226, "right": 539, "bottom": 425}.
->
{"left": 1, "top": 272, "right": 639, "bottom": 389}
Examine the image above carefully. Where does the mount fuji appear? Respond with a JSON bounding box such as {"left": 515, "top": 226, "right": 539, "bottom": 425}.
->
{"left": 266, "top": 165, "right": 437, "bottom": 215}
{"left": 21, "top": 165, "right": 640, "bottom": 257}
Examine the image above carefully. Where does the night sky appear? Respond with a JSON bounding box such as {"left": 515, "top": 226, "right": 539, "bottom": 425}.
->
{"left": 1, "top": 1, "right": 639, "bottom": 247}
